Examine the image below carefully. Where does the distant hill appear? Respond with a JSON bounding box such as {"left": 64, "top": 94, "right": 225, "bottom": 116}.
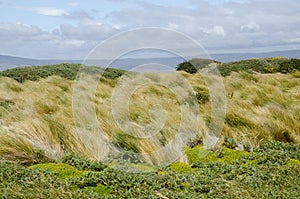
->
{"left": 0, "top": 55, "right": 82, "bottom": 71}
{"left": 0, "top": 55, "right": 184, "bottom": 72}
{"left": 0, "top": 49, "right": 299, "bottom": 71}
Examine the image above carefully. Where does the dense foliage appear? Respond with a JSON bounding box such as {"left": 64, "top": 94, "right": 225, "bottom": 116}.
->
{"left": 176, "top": 57, "right": 300, "bottom": 76}
{"left": 0, "top": 63, "right": 125, "bottom": 83}
{"left": 1, "top": 141, "right": 300, "bottom": 198}
{"left": 219, "top": 57, "right": 300, "bottom": 76}
{"left": 176, "top": 58, "right": 219, "bottom": 74}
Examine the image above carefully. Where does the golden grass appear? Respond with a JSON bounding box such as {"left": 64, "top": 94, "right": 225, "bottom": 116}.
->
{"left": 0, "top": 70, "right": 299, "bottom": 164}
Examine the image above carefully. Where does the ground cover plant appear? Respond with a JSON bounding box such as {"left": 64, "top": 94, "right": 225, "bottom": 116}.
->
{"left": 1, "top": 141, "right": 300, "bottom": 198}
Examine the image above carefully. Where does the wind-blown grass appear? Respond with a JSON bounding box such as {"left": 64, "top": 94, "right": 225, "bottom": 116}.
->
{"left": 0, "top": 62, "right": 299, "bottom": 165}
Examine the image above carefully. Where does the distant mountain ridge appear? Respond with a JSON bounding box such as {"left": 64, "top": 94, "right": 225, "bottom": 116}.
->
{"left": 0, "top": 55, "right": 81, "bottom": 71}
{"left": 1, "top": 49, "right": 299, "bottom": 71}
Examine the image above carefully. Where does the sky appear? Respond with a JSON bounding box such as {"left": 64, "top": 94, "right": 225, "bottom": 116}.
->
{"left": 0, "top": 0, "right": 299, "bottom": 59}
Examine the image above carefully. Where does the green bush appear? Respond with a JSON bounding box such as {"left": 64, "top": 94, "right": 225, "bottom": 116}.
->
{"left": 194, "top": 87, "right": 210, "bottom": 104}
{"left": 0, "top": 63, "right": 125, "bottom": 83}
{"left": 176, "top": 58, "right": 219, "bottom": 74}
{"left": 61, "top": 154, "right": 107, "bottom": 171}
{"left": 218, "top": 57, "right": 300, "bottom": 76}
{"left": 29, "top": 163, "right": 84, "bottom": 179}
{"left": 223, "top": 137, "right": 238, "bottom": 149}
{"left": 0, "top": 99, "right": 14, "bottom": 110}
{"left": 169, "top": 162, "right": 191, "bottom": 173}
{"left": 0, "top": 162, "right": 97, "bottom": 198}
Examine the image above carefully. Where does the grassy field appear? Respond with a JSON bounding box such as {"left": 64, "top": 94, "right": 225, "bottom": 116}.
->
{"left": 0, "top": 58, "right": 299, "bottom": 198}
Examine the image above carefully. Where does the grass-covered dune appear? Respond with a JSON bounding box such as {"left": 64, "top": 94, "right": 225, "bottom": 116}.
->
{"left": 0, "top": 58, "right": 300, "bottom": 198}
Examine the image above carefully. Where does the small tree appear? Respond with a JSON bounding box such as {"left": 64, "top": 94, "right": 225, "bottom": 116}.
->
{"left": 176, "top": 61, "right": 197, "bottom": 73}
{"left": 176, "top": 58, "right": 219, "bottom": 74}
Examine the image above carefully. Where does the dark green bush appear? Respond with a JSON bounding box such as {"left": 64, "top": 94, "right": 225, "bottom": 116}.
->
{"left": 194, "top": 87, "right": 210, "bottom": 104}
{"left": 61, "top": 154, "right": 107, "bottom": 171}
{"left": 224, "top": 137, "right": 238, "bottom": 149}
{"left": 0, "top": 162, "right": 97, "bottom": 198}
{"left": 218, "top": 57, "right": 300, "bottom": 76}
{"left": 0, "top": 63, "right": 125, "bottom": 83}
{"left": 176, "top": 58, "right": 218, "bottom": 74}
{"left": 0, "top": 99, "right": 15, "bottom": 109}
{"left": 254, "top": 141, "right": 300, "bottom": 160}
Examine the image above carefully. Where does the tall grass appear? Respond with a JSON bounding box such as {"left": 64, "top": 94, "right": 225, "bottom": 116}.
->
{"left": 0, "top": 67, "right": 299, "bottom": 164}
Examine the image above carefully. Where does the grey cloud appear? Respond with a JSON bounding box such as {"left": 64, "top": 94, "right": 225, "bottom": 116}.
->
{"left": 1, "top": 0, "right": 300, "bottom": 59}
{"left": 0, "top": 23, "right": 46, "bottom": 40}
{"left": 107, "top": 0, "right": 300, "bottom": 52}
{"left": 0, "top": 22, "right": 96, "bottom": 59}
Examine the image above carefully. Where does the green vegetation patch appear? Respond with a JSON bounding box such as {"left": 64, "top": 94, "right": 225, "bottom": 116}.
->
{"left": 186, "top": 146, "right": 249, "bottom": 166}
{"left": 176, "top": 58, "right": 220, "bottom": 73}
{"left": 2, "top": 141, "right": 300, "bottom": 199}
{"left": 128, "top": 163, "right": 157, "bottom": 172}
{"left": 61, "top": 154, "right": 107, "bottom": 172}
{"left": 185, "top": 145, "right": 208, "bottom": 165}
{"left": 219, "top": 57, "right": 300, "bottom": 76}
{"left": 83, "top": 184, "right": 111, "bottom": 197}
{"left": 0, "top": 63, "right": 125, "bottom": 83}
{"left": 287, "top": 159, "right": 300, "bottom": 166}
{"left": 169, "top": 162, "right": 191, "bottom": 173}
{"left": 0, "top": 162, "right": 95, "bottom": 198}
{"left": 30, "top": 163, "right": 84, "bottom": 179}
{"left": 0, "top": 99, "right": 15, "bottom": 109}
{"left": 176, "top": 57, "right": 300, "bottom": 76}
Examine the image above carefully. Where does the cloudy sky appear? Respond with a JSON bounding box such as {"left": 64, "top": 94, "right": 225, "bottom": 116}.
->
{"left": 0, "top": 0, "right": 299, "bottom": 59}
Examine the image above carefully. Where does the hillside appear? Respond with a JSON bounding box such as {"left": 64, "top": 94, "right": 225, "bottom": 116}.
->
{"left": 0, "top": 59, "right": 300, "bottom": 198}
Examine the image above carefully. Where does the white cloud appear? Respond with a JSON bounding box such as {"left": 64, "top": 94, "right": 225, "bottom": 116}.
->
{"left": 213, "top": 25, "right": 225, "bottom": 36}
{"left": 34, "top": 7, "right": 69, "bottom": 16}
{"left": 203, "top": 26, "right": 225, "bottom": 36}
{"left": 0, "top": 23, "right": 43, "bottom": 38}
{"left": 241, "top": 21, "right": 260, "bottom": 32}
{"left": 60, "top": 19, "right": 120, "bottom": 40}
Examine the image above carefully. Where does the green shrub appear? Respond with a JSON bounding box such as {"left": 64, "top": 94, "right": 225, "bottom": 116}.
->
{"left": 0, "top": 63, "right": 125, "bottom": 83}
{"left": 61, "top": 153, "right": 107, "bottom": 171}
{"left": 176, "top": 58, "right": 219, "bottom": 74}
{"left": 0, "top": 99, "right": 15, "bottom": 110}
{"left": 83, "top": 184, "right": 111, "bottom": 197}
{"left": 0, "top": 162, "right": 96, "bottom": 198}
{"left": 223, "top": 137, "right": 238, "bottom": 149}
{"left": 29, "top": 163, "right": 84, "bottom": 179}
{"left": 254, "top": 141, "right": 300, "bottom": 160}
{"left": 287, "top": 159, "right": 300, "bottom": 166}
{"left": 194, "top": 87, "right": 210, "bottom": 104}
{"left": 169, "top": 162, "right": 191, "bottom": 173}
{"left": 217, "top": 57, "right": 300, "bottom": 76}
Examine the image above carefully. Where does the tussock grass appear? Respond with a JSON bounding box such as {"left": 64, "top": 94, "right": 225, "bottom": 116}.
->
{"left": 0, "top": 65, "right": 299, "bottom": 164}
